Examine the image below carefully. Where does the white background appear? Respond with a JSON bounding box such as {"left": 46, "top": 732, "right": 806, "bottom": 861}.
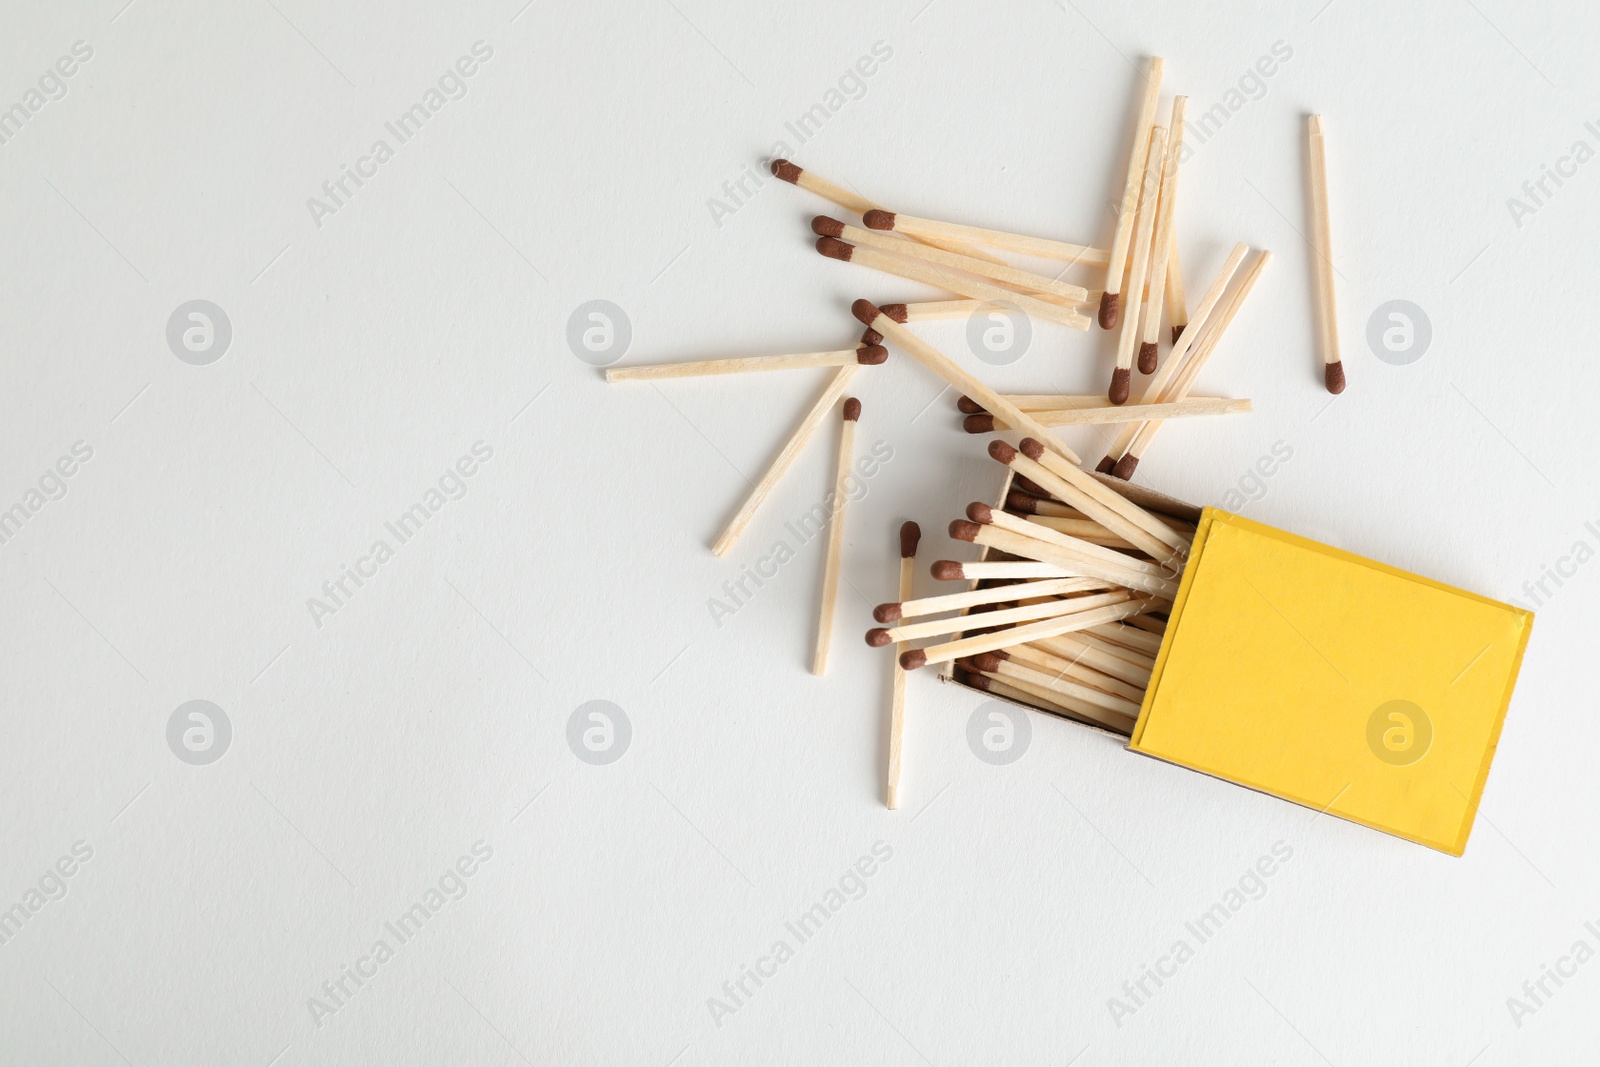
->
{"left": 1, "top": 0, "right": 1596, "bottom": 1063}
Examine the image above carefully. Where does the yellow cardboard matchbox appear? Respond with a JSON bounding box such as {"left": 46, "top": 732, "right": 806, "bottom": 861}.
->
{"left": 952, "top": 475, "right": 1534, "bottom": 856}
{"left": 1129, "top": 507, "right": 1532, "bottom": 856}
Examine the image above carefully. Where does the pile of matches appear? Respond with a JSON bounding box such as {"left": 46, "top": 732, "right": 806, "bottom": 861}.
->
{"left": 606, "top": 56, "right": 1343, "bottom": 808}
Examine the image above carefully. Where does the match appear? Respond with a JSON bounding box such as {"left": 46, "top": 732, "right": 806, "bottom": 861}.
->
{"left": 886, "top": 520, "right": 918, "bottom": 810}
{"left": 1307, "top": 116, "right": 1344, "bottom": 394}
{"left": 1139, "top": 98, "right": 1187, "bottom": 375}
{"left": 962, "top": 396, "right": 1251, "bottom": 433}
{"left": 867, "top": 589, "right": 1135, "bottom": 647}
{"left": 812, "top": 216, "right": 1090, "bottom": 304}
{"left": 875, "top": 575, "right": 1114, "bottom": 623}
{"left": 1110, "top": 124, "right": 1168, "bottom": 403}
{"left": 813, "top": 397, "right": 860, "bottom": 674}
{"left": 606, "top": 346, "right": 885, "bottom": 381}
{"left": 930, "top": 560, "right": 1075, "bottom": 582}
{"left": 1100, "top": 56, "right": 1165, "bottom": 330}
{"left": 818, "top": 239, "right": 1092, "bottom": 329}
{"left": 899, "top": 596, "right": 1158, "bottom": 670}
{"left": 770, "top": 159, "right": 1002, "bottom": 262}
{"left": 860, "top": 209, "right": 1108, "bottom": 267}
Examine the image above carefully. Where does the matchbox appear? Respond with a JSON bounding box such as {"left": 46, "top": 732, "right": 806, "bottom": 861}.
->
{"left": 944, "top": 473, "right": 1533, "bottom": 856}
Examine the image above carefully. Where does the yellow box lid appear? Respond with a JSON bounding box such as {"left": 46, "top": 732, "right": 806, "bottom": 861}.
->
{"left": 1129, "top": 508, "right": 1533, "bottom": 855}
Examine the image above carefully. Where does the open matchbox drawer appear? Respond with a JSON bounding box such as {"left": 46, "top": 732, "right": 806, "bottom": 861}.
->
{"left": 943, "top": 470, "right": 1533, "bottom": 856}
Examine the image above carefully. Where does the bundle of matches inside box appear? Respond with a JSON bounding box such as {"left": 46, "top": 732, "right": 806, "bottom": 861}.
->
{"left": 867, "top": 433, "right": 1199, "bottom": 740}
{"left": 607, "top": 56, "right": 1366, "bottom": 813}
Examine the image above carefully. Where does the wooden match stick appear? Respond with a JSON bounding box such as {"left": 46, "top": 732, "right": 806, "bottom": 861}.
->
{"left": 1029, "top": 633, "right": 1152, "bottom": 687}
{"left": 861, "top": 210, "right": 1108, "bottom": 267}
{"left": 1001, "top": 644, "right": 1146, "bottom": 703}
{"left": 713, "top": 364, "right": 860, "bottom": 557}
{"left": 1307, "top": 116, "right": 1343, "bottom": 394}
{"left": 813, "top": 217, "right": 1090, "bottom": 304}
{"left": 887, "top": 521, "right": 918, "bottom": 810}
{"left": 1095, "top": 243, "right": 1249, "bottom": 472}
{"left": 956, "top": 668, "right": 1133, "bottom": 733}
{"left": 853, "top": 301, "right": 1082, "bottom": 464}
{"left": 963, "top": 652, "right": 1142, "bottom": 720}
{"left": 963, "top": 396, "right": 1251, "bottom": 432}
{"left": 819, "top": 239, "right": 1091, "bottom": 330}
{"left": 862, "top": 301, "right": 983, "bottom": 346}
{"left": 867, "top": 589, "right": 1134, "bottom": 647}
{"left": 900, "top": 596, "right": 1156, "bottom": 669}
{"left": 949, "top": 518, "right": 1181, "bottom": 600}
{"left": 813, "top": 397, "right": 860, "bottom": 674}
{"left": 971, "top": 501, "right": 1187, "bottom": 573}
{"left": 769, "top": 159, "right": 1004, "bottom": 263}
{"left": 1073, "top": 630, "right": 1157, "bottom": 670}
{"left": 606, "top": 346, "right": 886, "bottom": 381}
{"left": 960, "top": 392, "right": 1235, "bottom": 414}
{"left": 1085, "top": 621, "right": 1163, "bottom": 656}
{"left": 930, "top": 560, "right": 1074, "bottom": 582}
{"left": 1020, "top": 515, "right": 1140, "bottom": 552}
{"left": 1139, "top": 98, "right": 1187, "bottom": 374}
{"left": 875, "top": 575, "right": 1113, "bottom": 623}
{"left": 1006, "top": 492, "right": 1196, "bottom": 536}
{"left": 1100, "top": 56, "right": 1165, "bottom": 330}
{"left": 1110, "top": 125, "right": 1168, "bottom": 403}
{"left": 1166, "top": 233, "right": 1189, "bottom": 344}
{"left": 1113, "top": 250, "right": 1272, "bottom": 479}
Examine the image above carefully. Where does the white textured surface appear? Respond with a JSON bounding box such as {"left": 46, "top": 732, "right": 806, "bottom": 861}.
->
{"left": 0, "top": 0, "right": 1595, "bottom": 1062}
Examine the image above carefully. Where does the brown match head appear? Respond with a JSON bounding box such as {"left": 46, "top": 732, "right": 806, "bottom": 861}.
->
{"left": 900, "top": 520, "right": 921, "bottom": 559}
{"left": 816, "top": 236, "right": 855, "bottom": 262}
{"left": 1094, "top": 456, "right": 1117, "bottom": 475}
{"left": 1098, "top": 291, "right": 1121, "bottom": 329}
{"left": 956, "top": 395, "right": 984, "bottom": 414}
{"left": 843, "top": 397, "right": 861, "bottom": 421}
{"left": 1006, "top": 490, "right": 1039, "bottom": 514}
{"left": 1017, "top": 438, "right": 1045, "bottom": 461}
{"left": 963, "top": 414, "right": 996, "bottom": 434}
{"left": 1172, "top": 324, "right": 1185, "bottom": 345}
{"left": 987, "top": 439, "right": 1018, "bottom": 465}
{"left": 863, "top": 209, "right": 896, "bottom": 230}
{"left": 899, "top": 648, "right": 928, "bottom": 670}
{"left": 810, "top": 215, "right": 845, "bottom": 238}
{"left": 850, "top": 299, "right": 880, "bottom": 325}
{"left": 931, "top": 560, "right": 965, "bottom": 581}
{"left": 949, "top": 519, "right": 981, "bottom": 542}
{"left": 956, "top": 667, "right": 991, "bottom": 690}
{"left": 1137, "top": 342, "right": 1158, "bottom": 375}
{"left": 855, "top": 344, "right": 888, "bottom": 365}
{"left": 771, "top": 158, "right": 802, "bottom": 183}
{"left": 965, "top": 501, "right": 994, "bottom": 524}
{"left": 880, "top": 303, "right": 909, "bottom": 323}
{"left": 860, "top": 327, "right": 883, "bottom": 346}
{"left": 1013, "top": 475, "right": 1049, "bottom": 497}
{"left": 1111, "top": 454, "right": 1140, "bottom": 480}
{"left": 968, "top": 652, "right": 1006, "bottom": 673}
{"left": 1108, "top": 368, "right": 1131, "bottom": 405}
{"left": 1325, "top": 360, "right": 1347, "bottom": 395}
{"left": 873, "top": 602, "right": 903, "bottom": 624}
{"left": 866, "top": 627, "right": 893, "bottom": 648}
